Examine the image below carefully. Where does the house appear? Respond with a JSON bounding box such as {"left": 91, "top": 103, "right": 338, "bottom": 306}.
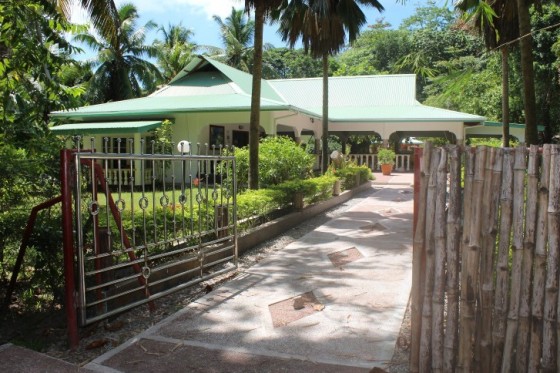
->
{"left": 52, "top": 55, "right": 513, "bottom": 181}
{"left": 50, "top": 55, "right": 491, "bottom": 150}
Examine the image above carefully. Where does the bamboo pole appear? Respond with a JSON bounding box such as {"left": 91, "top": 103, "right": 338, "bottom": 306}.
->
{"left": 492, "top": 148, "right": 514, "bottom": 372}
{"left": 458, "top": 146, "right": 476, "bottom": 373}
{"left": 474, "top": 147, "right": 494, "bottom": 369}
{"left": 410, "top": 142, "right": 432, "bottom": 373}
{"left": 431, "top": 147, "right": 448, "bottom": 373}
{"left": 461, "top": 146, "right": 487, "bottom": 372}
{"left": 501, "top": 145, "right": 527, "bottom": 373}
{"left": 419, "top": 147, "right": 441, "bottom": 372}
{"left": 479, "top": 148, "right": 503, "bottom": 373}
{"left": 516, "top": 145, "right": 539, "bottom": 371}
{"left": 528, "top": 144, "right": 551, "bottom": 372}
{"left": 443, "top": 145, "right": 461, "bottom": 372}
{"left": 542, "top": 145, "right": 560, "bottom": 372}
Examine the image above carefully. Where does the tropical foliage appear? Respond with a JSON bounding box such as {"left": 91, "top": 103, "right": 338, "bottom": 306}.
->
{"left": 154, "top": 23, "right": 198, "bottom": 81}
{"left": 213, "top": 8, "right": 255, "bottom": 72}
{"left": 74, "top": 2, "right": 162, "bottom": 103}
{"left": 233, "top": 136, "right": 315, "bottom": 189}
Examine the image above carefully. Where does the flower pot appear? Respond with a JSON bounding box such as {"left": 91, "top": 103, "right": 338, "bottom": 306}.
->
{"left": 381, "top": 163, "right": 393, "bottom": 176}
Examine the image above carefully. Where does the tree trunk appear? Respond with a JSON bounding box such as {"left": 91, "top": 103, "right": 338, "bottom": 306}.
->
{"left": 321, "top": 51, "right": 329, "bottom": 174}
{"left": 248, "top": 3, "right": 264, "bottom": 190}
{"left": 516, "top": 0, "right": 538, "bottom": 145}
{"left": 501, "top": 46, "right": 510, "bottom": 147}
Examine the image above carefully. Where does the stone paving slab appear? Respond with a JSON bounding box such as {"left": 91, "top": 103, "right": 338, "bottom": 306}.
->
{"left": 0, "top": 343, "right": 93, "bottom": 373}
{"left": 85, "top": 175, "right": 415, "bottom": 373}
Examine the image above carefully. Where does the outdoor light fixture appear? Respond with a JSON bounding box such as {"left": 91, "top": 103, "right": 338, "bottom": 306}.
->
{"left": 330, "top": 150, "right": 340, "bottom": 159}
{"left": 177, "top": 140, "right": 190, "bottom": 154}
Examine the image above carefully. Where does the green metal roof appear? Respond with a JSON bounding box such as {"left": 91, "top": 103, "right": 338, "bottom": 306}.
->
{"left": 51, "top": 94, "right": 288, "bottom": 120}
{"left": 165, "top": 56, "right": 284, "bottom": 102}
{"left": 50, "top": 121, "right": 162, "bottom": 135}
{"left": 269, "top": 74, "right": 417, "bottom": 108}
{"left": 307, "top": 104, "right": 486, "bottom": 123}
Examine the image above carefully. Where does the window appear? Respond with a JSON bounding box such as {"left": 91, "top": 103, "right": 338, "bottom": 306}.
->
{"left": 209, "top": 125, "right": 225, "bottom": 149}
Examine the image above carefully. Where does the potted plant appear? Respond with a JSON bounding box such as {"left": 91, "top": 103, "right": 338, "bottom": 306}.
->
{"left": 377, "top": 148, "right": 395, "bottom": 176}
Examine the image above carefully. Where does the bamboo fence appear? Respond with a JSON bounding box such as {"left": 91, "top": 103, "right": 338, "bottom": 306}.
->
{"left": 410, "top": 144, "right": 560, "bottom": 372}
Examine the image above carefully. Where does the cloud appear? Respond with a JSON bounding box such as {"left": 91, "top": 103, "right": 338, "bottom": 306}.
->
{"left": 174, "top": 0, "right": 242, "bottom": 19}
{"left": 113, "top": 0, "right": 242, "bottom": 20}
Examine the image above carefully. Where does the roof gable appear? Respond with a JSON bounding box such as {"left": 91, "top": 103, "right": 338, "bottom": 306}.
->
{"left": 163, "top": 56, "right": 285, "bottom": 103}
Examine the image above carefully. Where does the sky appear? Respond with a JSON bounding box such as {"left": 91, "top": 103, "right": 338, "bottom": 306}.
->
{"left": 70, "top": 0, "right": 450, "bottom": 53}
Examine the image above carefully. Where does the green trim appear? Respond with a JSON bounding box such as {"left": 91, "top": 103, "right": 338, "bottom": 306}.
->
{"left": 50, "top": 94, "right": 288, "bottom": 121}
{"left": 50, "top": 121, "right": 163, "bottom": 135}
{"left": 484, "top": 121, "right": 545, "bottom": 131}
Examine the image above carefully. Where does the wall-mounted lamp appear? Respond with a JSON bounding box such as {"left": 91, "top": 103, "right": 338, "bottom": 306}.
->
{"left": 310, "top": 118, "right": 314, "bottom": 123}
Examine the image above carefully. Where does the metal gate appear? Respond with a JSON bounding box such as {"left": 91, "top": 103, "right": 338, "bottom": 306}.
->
{"left": 62, "top": 137, "right": 237, "bottom": 330}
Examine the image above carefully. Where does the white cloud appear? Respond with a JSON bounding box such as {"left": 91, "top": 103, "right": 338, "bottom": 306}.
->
{"left": 70, "top": 0, "right": 242, "bottom": 23}
{"left": 115, "top": 0, "right": 242, "bottom": 20}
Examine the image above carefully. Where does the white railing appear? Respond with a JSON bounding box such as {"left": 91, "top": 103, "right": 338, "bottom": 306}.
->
{"left": 347, "top": 153, "right": 412, "bottom": 172}
{"left": 395, "top": 154, "right": 412, "bottom": 171}
{"left": 103, "top": 168, "right": 153, "bottom": 186}
{"left": 348, "top": 154, "right": 378, "bottom": 170}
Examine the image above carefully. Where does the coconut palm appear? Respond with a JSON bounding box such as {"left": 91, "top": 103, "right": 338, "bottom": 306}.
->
{"left": 456, "top": 0, "right": 519, "bottom": 147}
{"left": 277, "top": 0, "right": 384, "bottom": 173}
{"left": 154, "top": 23, "right": 198, "bottom": 81}
{"left": 516, "top": 0, "right": 538, "bottom": 144}
{"left": 213, "top": 8, "right": 255, "bottom": 72}
{"left": 242, "top": 1, "right": 283, "bottom": 190}
{"left": 74, "top": 3, "right": 162, "bottom": 103}
{"left": 50, "top": 0, "right": 119, "bottom": 40}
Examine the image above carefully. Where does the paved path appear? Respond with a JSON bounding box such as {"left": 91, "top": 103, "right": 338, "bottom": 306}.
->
{"left": 85, "top": 173, "right": 414, "bottom": 372}
{"left": 0, "top": 172, "right": 414, "bottom": 373}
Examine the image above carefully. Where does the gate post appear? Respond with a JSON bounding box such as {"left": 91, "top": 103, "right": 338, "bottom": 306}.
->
{"left": 413, "top": 147, "right": 423, "bottom": 236}
{"left": 60, "top": 149, "right": 79, "bottom": 349}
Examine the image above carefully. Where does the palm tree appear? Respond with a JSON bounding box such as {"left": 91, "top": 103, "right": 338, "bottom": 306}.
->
{"left": 51, "top": 0, "right": 119, "bottom": 39}
{"left": 516, "top": 0, "right": 538, "bottom": 145}
{"left": 277, "top": 0, "right": 384, "bottom": 173}
{"left": 74, "top": 3, "right": 162, "bottom": 103}
{"left": 213, "top": 7, "right": 255, "bottom": 72}
{"left": 154, "top": 23, "right": 198, "bottom": 81}
{"left": 456, "top": 0, "right": 519, "bottom": 147}
{"left": 243, "top": 1, "right": 283, "bottom": 190}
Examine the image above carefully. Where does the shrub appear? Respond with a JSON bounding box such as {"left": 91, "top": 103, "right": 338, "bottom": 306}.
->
{"left": 377, "top": 148, "right": 395, "bottom": 165}
{"left": 233, "top": 136, "right": 314, "bottom": 190}
{"left": 272, "top": 174, "right": 337, "bottom": 204}
{"left": 335, "top": 164, "right": 372, "bottom": 190}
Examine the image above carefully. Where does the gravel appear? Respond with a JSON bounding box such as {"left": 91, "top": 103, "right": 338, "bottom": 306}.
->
{"left": 38, "top": 186, "right": 411, "bottom": 371}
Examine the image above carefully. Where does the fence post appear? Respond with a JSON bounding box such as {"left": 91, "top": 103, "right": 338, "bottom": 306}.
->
{"left": 410, "top": 144, "right": 430, "bottom": 373}
{"left": 60, "top": 149, "right": 79, "bottom": 349}
{"left": 413, "top": 147, "right": 423, "bottom": 235}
